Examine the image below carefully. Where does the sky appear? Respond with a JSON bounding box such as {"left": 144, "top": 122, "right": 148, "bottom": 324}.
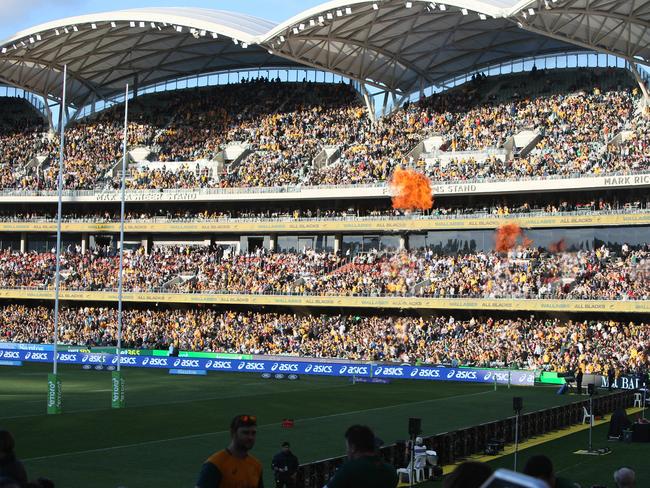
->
{"left": 0, "top": 0, "right": 326, "bottom": 40}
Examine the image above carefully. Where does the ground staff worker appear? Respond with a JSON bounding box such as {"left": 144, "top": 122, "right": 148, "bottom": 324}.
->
{"left": 271, "top": 441, "right": 298, "bottom": 488}
{"left": 195, "top": 414, "right": 263, "bottom": 488}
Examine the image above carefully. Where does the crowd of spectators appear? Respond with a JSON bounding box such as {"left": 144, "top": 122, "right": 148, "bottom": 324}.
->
{"left": 0, "top": 244, "right": 648, "bottom": 300}
{"left": 0, "top": 304, "right": 647, "bottom": 374}
{"left": 0, "top": 195, "right": 646, "bottom": 223}
{"left": 1, "top": 69, "right": 649, "bottom": 191}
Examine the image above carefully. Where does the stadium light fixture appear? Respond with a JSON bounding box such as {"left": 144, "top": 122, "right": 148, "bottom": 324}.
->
{"left": 479, "top": 13, "right": 486, "bottom": 20}
{"left": 528, "top": 8, "right": 535, "bottom": 15}
{"left": 279, "top": 35, "right": 285, "bottom": 41}
{"left": 130, "top": 21, "right": 136, "bottom": 27}
{"left": 63, "top": 27, "right": 69, "bottom": 34}
{"left": 200, "top": 30, "right": 206, "bottom": 36}
{"left": 326, "top": 12, "right": 334, "bottom": 19}
{"left": 461, "top": 8, "right": 468, "bottom": 15}
{"left": 318, "top": 15, "right": 324, "bottom": 23}
{"left": 373, "top": 3, "right": 379, "bottom": 10}
{"left": 1, "top": 48, "right": 6, "bottom": 54}
{"left": 267, "top": 49, "right": 273, "bottom": 54}
{"left": 36, "top": 34, "right": 41, "bottom": 41}
{"left": 151, "top": 22, "right": 157, "bottom": 29}
{"left": 241, "top": 42, "right": 248, "bottom": 48}
{"left": 139, "top": 21, "right": 145, "bottom": 28}
{"left": 20, "top": 41, "right": 26, "bottom": 47}
{"left": 292, "top": 27, "right": 299, "bottom": 34}
{"left": 72, "top": 25, "right": 78, "bottom": 32}
{"left": 211, "top": 32, "right": 218, "bottom": 38}
{"left": 91, "top": 23, "right": 97, "bottom": 29}
{"left": 299, "top": 23, "right": 305, "bottom": 30}
{"left": 522, "top": 12, "right": 527, "bottom": 19}
{"left": 176, "top": 25, "right": 183, "bottom": 32}
{"left": 438, "top": 3, "right": 446, "bottom": 10}
{"left": 336, "top": 9, "right": 343, "bottom": 16}
{"left": 29, "top": 37, "right": 34, "bottom": 44}
{"left": 345, "top": 7, "right": 352, "bottom": 14}
{"left": 309, "top": 19, "right": 316, "bottom": 26}
{"left": 55, "top": 29, "right": 60, "bottom": 35}
{"left": 405, "top": 2, "right": 413, "bottom": 8}
{"left": 111, "top": 21, "right": 117, "bottom": 28}
{"left": 233, "top": 38, "right": 239, "bottom": 44}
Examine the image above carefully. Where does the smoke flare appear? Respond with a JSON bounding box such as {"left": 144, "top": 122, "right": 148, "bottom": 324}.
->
{"left": 389, "top": 168, "right": 433, "bottom": 211}
{"left": 495, "top": 223, "right": 534, "bottom": 252}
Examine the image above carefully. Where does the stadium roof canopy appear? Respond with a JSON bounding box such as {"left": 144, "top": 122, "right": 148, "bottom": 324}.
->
{"left": 1, "top": 0, "right": 649, "bottom": 109}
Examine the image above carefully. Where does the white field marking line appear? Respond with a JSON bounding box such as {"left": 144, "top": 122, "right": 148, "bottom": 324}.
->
{"left": 0, "top": 381, "right": 351, "bottom": 420}
{"left": 23, "top": 390, "right": 492, "bottom": 462}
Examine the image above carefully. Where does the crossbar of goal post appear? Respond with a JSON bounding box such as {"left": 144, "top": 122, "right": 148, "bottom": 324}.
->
{"left": 112, "top": 84, "right": 129, "bottom": 409}
{"left": 47, "top": 65, "right": 67, "bottom": 415}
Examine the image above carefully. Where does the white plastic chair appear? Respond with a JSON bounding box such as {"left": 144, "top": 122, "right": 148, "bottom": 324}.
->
{"left": 634, "top": 393, "right": 642, "bottom": 408}
{"left": 397, "top": 455, "right": 427, "bottom": 484}
{"left": 582, "top": 406, "right": 594, "bottom": 425}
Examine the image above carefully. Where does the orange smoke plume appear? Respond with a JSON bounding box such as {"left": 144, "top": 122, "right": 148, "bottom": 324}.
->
{"left": 495, "top": 223, "right": 534, "bottom": 252}
{"left": 549, "top": 239, "right": 566, "bottom": 253}
{"left": 389, "top": 168, "right": 433, "bottom": 211}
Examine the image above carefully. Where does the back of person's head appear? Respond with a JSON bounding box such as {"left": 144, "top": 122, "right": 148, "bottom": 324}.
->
{"left": 523, "top": 455, "right": 555, "bottom": 485}
{"left": 613, "top": 467, "right": 635, "bottom": 487}
{"left": 0, "top": 431, "right": 15, "bottom": 460}
{"left": 443, "top": 461, "right": 493, "bottom": 488}
{"left": 0, "top": 477, "right": 20, "bottom": 488}
{"left": 344, "top": 425, "right": 375, "bottom": 453}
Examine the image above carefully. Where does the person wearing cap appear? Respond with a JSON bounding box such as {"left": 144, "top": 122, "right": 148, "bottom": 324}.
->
{"left": 195, "top": 414, "right": 263, "bottom": 488}
{"left": 271, "top": 441, "right": 299, "bottom": 488}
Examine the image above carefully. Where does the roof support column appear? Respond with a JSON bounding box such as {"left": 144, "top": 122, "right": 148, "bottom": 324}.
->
{"left": 39, "top": 92, "right": 55, "bottom": 131}
{"left": 359, "top": 84, "right": 376, "bottom": 124}
{"left": 628, "top": 61, "right": 650, "bottom": 106}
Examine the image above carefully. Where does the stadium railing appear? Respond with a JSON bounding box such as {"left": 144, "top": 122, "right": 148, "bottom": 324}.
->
{"left": 0, "top": 169, "right": 648, "bottom": 198}
{"left": 296, "top": 389, "right": 634, "bottom": 487}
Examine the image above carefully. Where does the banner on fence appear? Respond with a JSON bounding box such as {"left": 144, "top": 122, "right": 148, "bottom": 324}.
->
{"left": 2, "top": 348, "right": 535, "bottom": 386}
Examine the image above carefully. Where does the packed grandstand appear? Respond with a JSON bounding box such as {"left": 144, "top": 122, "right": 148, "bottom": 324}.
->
{"left": 0, "top": 2, "right": 650, "bottom": 386}
{"left": 1, "top": 1, "right": 650, "bottom": 487}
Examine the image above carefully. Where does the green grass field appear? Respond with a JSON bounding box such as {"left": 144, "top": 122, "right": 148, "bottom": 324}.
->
{"left": 1, "top": 363, "right": 647, "bottom": 488}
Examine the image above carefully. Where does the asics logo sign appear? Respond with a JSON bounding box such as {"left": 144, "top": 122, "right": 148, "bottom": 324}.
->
{"left": 339, "top": 366, "right": 368, "bottom": 375}
{"left": 205, "top": 360, "right": 232, "bottom": 370}
{"left": 177, "top": 359, "right": 200, "bottom": 368}
{"left": 413, "top": 368, "right": 440, "bottom": 378}
{"left": 239, "top": 362, "right": 265, "bottom": 371}
{"left": 309, "top": 365, "right": 332, "bottom": 374}
{"left": 145, "top": 358, "right": 168, "bottom": 367}
{"left": 0, "top": 351, "right": 20, "bottom": 359}
{"left": 56, "top": 353, "right": 77, "bottom": 362}
{"left": 376, "top": 367, "right": 404, "bottom": 377}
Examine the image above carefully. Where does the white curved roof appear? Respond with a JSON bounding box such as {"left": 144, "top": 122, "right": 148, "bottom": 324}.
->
{"left": 512, "top": 0, "right": 650, "bottom": 63}
{"left": 1, "top": 1, "right": 648, "bottom": 106}
{"left": 261, "top": 0, "right": 580, "bottom": 93}
{"left": 0, "top": 8, "right": 302, "bottom": 107}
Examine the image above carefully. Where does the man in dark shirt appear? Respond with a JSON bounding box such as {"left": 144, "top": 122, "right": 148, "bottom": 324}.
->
{"left": 271, "top": 441, "right": 298, "bottom": 488}
{"left": 195, "top": 415, "right": 263, "bottom": 488}
{"left": 0, "top": 430, "right": 28, "bottom": 488}
{"left": 323, "top": 425, "right": 397, "bottom": 488}
{"left": 576, "top": 368, "right": 583, "bottom": 394}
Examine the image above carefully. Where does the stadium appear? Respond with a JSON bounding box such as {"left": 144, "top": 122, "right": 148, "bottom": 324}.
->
{"left": 0, "top": 0, "right": 649, "bottom": 487}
